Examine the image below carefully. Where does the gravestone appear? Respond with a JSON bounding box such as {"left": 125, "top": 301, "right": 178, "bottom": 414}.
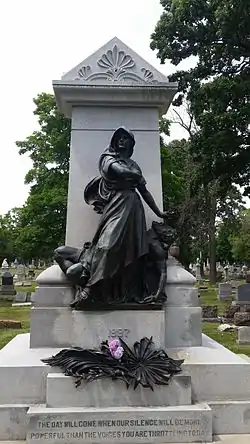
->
{"left": 236, "top": 284, "right": 250, "bottom": 305}
{"left": 17, "top": 264, "right": 25, "bottom": 282}
{"left": 0, "top": 270, "right": 16, "bottom": 296}
{"left": 218, "top": 282, "right": 232, "bottom": 300}
{"left": 195, "top": 259, "right": 201, "bottom": 282}
{"left": 27, "top": 270, "right": 36, "bottom": 280}
{"left": 14, "top": 292, "right": 27, "bottom": 303}
{"left": 223, "top": 265, "right": 229, "bottom": 281}
{"left": 13, "top": 258, "right": 19, "bottom": 268}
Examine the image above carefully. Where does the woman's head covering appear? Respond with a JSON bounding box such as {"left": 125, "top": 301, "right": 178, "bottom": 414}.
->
{"left": 110, "top": 127, "right": 135, "bottom": 158}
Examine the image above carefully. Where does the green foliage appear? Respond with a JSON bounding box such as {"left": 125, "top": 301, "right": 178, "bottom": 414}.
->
{"left": 151, "top": 0, "right": 250, "bottom": 193}
{"left": 0, "top": 216, "right": 14, "bottom": 263}
{"left": 13, "top": 93, "right": 71, "bottom": 260}
{"left": 0, "top": 303, "right": 30, "bottom": 350}
{"left": 231, "top": 210, "right": 250, "bottom": 263}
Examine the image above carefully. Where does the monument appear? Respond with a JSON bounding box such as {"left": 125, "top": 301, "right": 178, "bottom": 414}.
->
{"left": 0, "top": 37, "right": 250, "bottom": 443}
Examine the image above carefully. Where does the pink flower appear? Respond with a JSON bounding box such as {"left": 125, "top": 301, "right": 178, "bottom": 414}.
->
{"left": 108, "top": 339, "right": 120, "bottom": 351}
{"left": 112, "top": 346, "right": 124, "bottom": 360}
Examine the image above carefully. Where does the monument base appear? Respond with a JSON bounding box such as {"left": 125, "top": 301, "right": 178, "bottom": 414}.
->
{"left": 0, "top": 285, "right": 16, "bottom": 296}
{"left": 27, "top": 404, "right": 212, "bottom": 444}
{"left": 1, "top": 333, "right": 250, "bottom": 441}
{"left": 30, "top": 307, "right": 166, "bottom": 348}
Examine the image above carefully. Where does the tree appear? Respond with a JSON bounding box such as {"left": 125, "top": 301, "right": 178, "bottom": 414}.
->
{"left": 231, "top": 210, "right": 250, "bottom": 264}
{"left": 0, "top": 215, "right": 14, "bottom": 263}
{"left": 14, "top": 93, "right": 71, "bottom": 260}
{"left": 151, "top": 0, "right": 250, "bottom": 193}
{"left": 151, "top": 0, "right": 250, "bottom": 280}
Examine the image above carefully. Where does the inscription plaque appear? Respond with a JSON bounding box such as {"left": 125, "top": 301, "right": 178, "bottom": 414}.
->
{"left": 27, "top": 405, "right": 212, "bottom": 443}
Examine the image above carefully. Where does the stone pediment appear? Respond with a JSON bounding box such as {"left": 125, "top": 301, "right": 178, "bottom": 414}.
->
{"left": 61, "top": 37, "right": 169, "bottom": 85}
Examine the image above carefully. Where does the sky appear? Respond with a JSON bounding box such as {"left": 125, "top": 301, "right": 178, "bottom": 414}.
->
{"left": 0, "top": 0, "right": 204, "bottom": 215}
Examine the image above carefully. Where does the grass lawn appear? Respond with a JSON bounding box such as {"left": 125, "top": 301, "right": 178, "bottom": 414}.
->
{"left": 199, "top": 285, "right": 234, "bottom": 315}
{"left": 203, "top": 322, "right": 250, "bottom": 357}
{"left": 0, "top": 302, "right": 30, "bottom": 349}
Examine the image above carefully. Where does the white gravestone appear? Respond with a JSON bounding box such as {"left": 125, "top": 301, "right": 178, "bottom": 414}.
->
{"left": 53, "top": 37, "right": 177, "bottom": 247}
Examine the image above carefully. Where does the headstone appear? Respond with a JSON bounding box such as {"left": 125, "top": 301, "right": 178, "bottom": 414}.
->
{"left": 223, "top": 265, "right": 229, "bottom": 281}
{"left": 15, "top": 281, "right": 24, "bottom": 287}
{"left": 236, "top": 283, "right": 250, "bottom": 305}
{"left": 27, "top": 270, "right": 36, "bottom": 280}
{"left": 13, "top": 258, "right": 19, "bottom": 268}
{"left": 17, "top": 264, "right": 25, "bottom": 282}
{"left": 23, "top": 281, "right": 32, "bottom": 287}
{"left": 26, "top": 292, "right": 32, "bottom": 302}
{"left": 218, "top": 282, "right": 232, "bottom": 300}
{"left": 14, "top": 292, "right": 27, "bottom": 303}
{"left": 195, "top": 259, "right": 201, "bottom": 281}
{"left": 0, "top": 270, "right": 16, "bottom": 295}
{"left": 238, "top": 326, "right": 250, "bottom": 344}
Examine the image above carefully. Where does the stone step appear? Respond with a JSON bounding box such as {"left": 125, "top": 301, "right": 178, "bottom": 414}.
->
{"left": 27, "top": 403, "right": 212, "bottom": 443}
{"left": 0, "top": 333, "right": 61, "bottom": 404}
{"left": 0, "top": 404, "right": 30, "bottom": 440}
{"left": 209, "top": 401, "right": 250, "bottom": 434}
{"left": 46, "top": 373, "right": 191, "bottom": 408}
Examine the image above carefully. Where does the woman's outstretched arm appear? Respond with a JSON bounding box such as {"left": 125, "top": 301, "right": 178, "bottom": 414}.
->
{"left": 137, "top": 183, "right": 167, "bottom": 219}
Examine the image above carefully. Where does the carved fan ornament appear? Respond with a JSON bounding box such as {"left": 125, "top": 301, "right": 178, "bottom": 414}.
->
{"left": 75, "top": 45, "right": 159, "bottom": 84}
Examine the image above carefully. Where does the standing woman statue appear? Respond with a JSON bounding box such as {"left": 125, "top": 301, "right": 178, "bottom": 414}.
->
{"left": 55, "top": 127, "right": 168, "bottom": 308}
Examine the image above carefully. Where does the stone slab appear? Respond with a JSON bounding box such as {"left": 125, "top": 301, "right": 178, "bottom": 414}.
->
{"left": 71, "top": 309, "right": 165, "bottom": 348}
{"left": 33, "top": 286, "right": 74, "bottom": 307}
{"left": 165, "top": 306, "right": 202, "bottom": 348}
{"left": 238, "top": 326, "right": 250, "bottom": 344}
{"left": 168, "top": 334, "right": 250, "bottom": 402}
{"left": 66, "top": 129, "right": 163, "bottom": 246}
{"left": 0, "top": 405, "right": 29, "bottom": 440}
{"left": 218, "top": 283, "right": 232, "bottom": 301}
{"left": 46, "top": 373, "right": 191, "bottom": 408}
{"left": 30, "top": 307, "right": 72, "bottom": 348}
{"left": 27, "top": 404, "right": 212, "bottom": 443}
{"left": 0, "top": 334, "right": 61, "bottom": 404}
{"left": 209, "top": 401, "right": 250, "bottom": 434}
{"left": 12, "top": 302, "right": 31, "bottom": 307}
{"left": 236, "top": 283, "right": 250, "bottom": 304}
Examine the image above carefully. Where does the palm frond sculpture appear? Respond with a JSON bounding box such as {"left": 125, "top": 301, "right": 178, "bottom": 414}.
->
{"left": 42, "top": 337, "right": 184, "bottom": 390}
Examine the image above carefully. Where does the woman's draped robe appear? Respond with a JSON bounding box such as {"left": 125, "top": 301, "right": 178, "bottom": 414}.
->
{"left": 82, "top": 151, "right": 149, "bottom": 304}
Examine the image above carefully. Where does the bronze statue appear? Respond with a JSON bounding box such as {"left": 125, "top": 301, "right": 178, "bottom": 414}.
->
{"left": 55, "top": 128, "right": 176, "bottom": 309}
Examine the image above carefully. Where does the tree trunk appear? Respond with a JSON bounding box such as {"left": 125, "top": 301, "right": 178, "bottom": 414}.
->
{"left": 209, "top": 195, "right": 217, "bottom": 285}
